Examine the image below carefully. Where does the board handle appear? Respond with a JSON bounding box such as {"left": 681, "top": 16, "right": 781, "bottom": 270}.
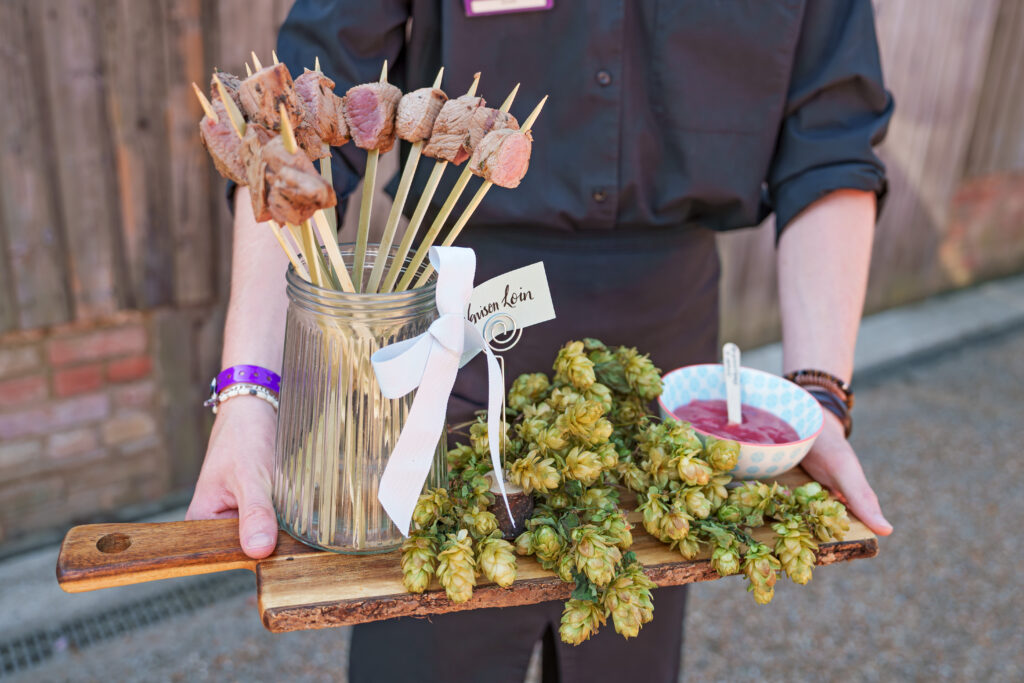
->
{"left": 57, "top": 519, "right": 262, "bottom": 593}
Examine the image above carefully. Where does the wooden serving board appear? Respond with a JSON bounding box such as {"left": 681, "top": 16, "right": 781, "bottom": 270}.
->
{"left": 57, "top": 470, "right": 877, "bottom": 633}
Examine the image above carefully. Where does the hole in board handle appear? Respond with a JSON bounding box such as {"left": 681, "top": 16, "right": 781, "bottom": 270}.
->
{"left": 96, "top": 533, "right": 132, "bottom": 554}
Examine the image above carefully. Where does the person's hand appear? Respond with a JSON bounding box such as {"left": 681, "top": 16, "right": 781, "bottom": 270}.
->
{"left": 186, "top": 397, "right": 280, "bottom": 558}
{"left": 799, "top": 412, "right": 893, "bottom": 536}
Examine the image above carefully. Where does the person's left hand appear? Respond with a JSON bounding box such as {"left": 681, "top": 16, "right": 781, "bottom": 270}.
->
{"left": 799, "top": 412, "right": 893, "bottom": 536}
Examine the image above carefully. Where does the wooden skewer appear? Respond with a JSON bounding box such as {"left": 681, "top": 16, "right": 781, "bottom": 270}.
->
{"left": 365, "top": 67, "right": 445, "bottom": 294}
{"left": 191, "top": 83, "right": 218, "bottom": 121}
{"left": 413, "top": 95, "right": 547, "bottom": 288}
{"left": 315, "top": 55, "right": 321, "bottom": 72}
{"left": 270, "top": 221, "right": 311, "bottom": 280}
{"left": 279, "top": 104, "right": 330, "bottom": 288}
{"left": 251, "top": 51, "right": 263, "bottom": 70}
{"left": 312, "top": 210, "right": 356, "bottom": 293}
{"left": 245, "top": 63, "right": 253, "bottom": 77}
{"left": 380, "top": 72, "right": 481, "bottom": 293}
{"left": 272, "top": 50, "right": 280, "bottom": 65}
{"left": 310, "top": 57, "right": 338, "bottom": 238}
{"left": 213, "top": 74, "right": 246, "bottom": 137}
{"left": 397, "top": 82, "right": 520, "bottom": 292}
{"left": 351, "top": 60, "right": 389, "bottom": 291}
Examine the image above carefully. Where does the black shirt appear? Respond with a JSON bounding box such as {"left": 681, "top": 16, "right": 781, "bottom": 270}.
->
{"left": 277, "top": 0, "right": 892, "bottom": 236}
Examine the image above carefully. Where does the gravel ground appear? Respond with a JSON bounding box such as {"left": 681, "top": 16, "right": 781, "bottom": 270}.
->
{"left": 8, "top": 329, "right": 1023, "bottom": 683}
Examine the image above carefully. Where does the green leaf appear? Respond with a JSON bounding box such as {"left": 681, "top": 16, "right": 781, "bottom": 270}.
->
{"left": 564, "top": 480, "right": 584, "bottom": 497}
{"left": 571, "top": 571, "right": 599, "bottom": 601}
{"left": 621, "top": 550, "right": 638, "bottom": 566}
{"left": 594, "top": 360, "right": 631, "bottom": 394}
{"left": 560, "top": 512, "right": 581, "bottom": 533}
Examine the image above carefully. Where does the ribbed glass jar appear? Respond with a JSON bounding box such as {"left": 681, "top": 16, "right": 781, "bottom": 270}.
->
{"left": 273, "top": 245, "right": 446, "bottom": 553}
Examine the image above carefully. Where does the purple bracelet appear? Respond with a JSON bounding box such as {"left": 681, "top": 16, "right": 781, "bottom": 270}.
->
{"left": 215, "top": 365, "right": 281, "bottom": 394}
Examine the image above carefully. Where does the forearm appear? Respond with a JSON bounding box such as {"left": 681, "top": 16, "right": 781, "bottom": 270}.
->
{"left": 221, "top": 187, "right": 291, "bottom": 372}
{"left": 777, "top": 189, "right": 876, "bottom": 381}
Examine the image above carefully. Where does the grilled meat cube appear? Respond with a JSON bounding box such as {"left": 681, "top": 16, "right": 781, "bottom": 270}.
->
{"left": 466, "top": 107, "right": 519, "bottom": 152}
{"left": 423, "top": 95, "right": 486, "bottom": 165}
{"left": 396, "top": 87, "right": 448, "bottom": 143}
{"left": 240, "top": 125, "right": 272, "bottom": 222}
{"left": 294, "top": 69, "right": 350, "bottom": 146}
{"left": 469, "top": 128, "right": 533, "bottom": 189}
{"left": 238, "top": 63, "right": 305, "bottom": 131}
{"left": 344, "top": 82, "right": 402, "bottom": 151}
{"left": 199, "top": 98, "right": 245, "bottom": 184}
{"left": 211, "top": 70, "right": 242, "bottom": 109}
{"left": 295, "top": 120, "right": 330, "bottom": 161}
{"left": 261, "top": 137, "right": 337, "bottom": 225}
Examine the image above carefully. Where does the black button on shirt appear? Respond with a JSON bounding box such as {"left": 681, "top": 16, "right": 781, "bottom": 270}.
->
{"left": 278, "top": 0, "right": 892, "bottom": 237}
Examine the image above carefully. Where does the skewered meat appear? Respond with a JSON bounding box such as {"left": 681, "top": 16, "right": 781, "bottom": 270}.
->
{"left": 344, "top": 82, "right": 403, "bottom": 151}
{"left": 423, "top": 95, "right": 486, "bottom": 165}
{"left": 261, "top": 137, "right": 337, "bottom": 225}
{"left": 240, "top": 125, "right": 272, "bottom": 222}
{"left": 396, "top": 87, "right": 448, "bottom": 143}
{"left": 211, "top": 71, "right": 243, "bottom": 109}
{"left": 238, "top": 63, "right": 305, "bottom": 131}
{"left": 295, "top": 121, "right": 330, "bottom": 160}
{"left": 467, "top": 107, "right": 519, "bottom": 151}
{"left": 469, "top": 128, "right": 533, "bottom": 189}
{"left": 199, "top": 98, "right": 246, "bottom": 184}
{"left": 294, "top": 69, "right": 350, "bottom": 146}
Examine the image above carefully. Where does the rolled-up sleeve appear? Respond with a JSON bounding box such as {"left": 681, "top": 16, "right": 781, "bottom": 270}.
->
{"left": 768, "top": 0, "right": 894, "bottom": 236}
{"left": 277, "top": 0, "right": 410, "bottom": 207}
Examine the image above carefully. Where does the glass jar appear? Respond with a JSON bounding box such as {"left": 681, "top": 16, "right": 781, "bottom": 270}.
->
{"left": 273, "top": 245, "right": 446, "bottom": 553}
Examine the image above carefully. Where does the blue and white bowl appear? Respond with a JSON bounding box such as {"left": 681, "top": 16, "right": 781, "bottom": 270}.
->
{"left": 657, "top": 364, "right": 824, "bottom": 480}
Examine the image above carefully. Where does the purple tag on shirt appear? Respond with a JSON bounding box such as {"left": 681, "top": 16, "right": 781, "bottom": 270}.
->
{"left": 464, "top": 0, "right": 553, "bottom": 17}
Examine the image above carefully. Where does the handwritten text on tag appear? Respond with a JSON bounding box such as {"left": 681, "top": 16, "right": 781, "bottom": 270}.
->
{"left": 467, "top": 262, "right": 555, "bottom": 334}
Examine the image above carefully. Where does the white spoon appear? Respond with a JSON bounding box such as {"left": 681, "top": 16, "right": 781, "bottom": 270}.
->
{"left": 722, "top": 342, "right": 742, "bottom": 425}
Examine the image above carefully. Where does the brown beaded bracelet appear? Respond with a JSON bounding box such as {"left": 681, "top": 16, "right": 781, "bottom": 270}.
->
{"left": 784, "top": 369, "right": 854, "bottom": 437}
{"left": 806, "top": 387, "right": 853, "bottom": 437}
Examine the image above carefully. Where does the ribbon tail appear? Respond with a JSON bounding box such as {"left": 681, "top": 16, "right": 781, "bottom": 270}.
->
{"left": 377, "top": 342, "right": 460, "bottom": 536}
{"left": 482, "top": 345, "right": 515, "bottom": 526}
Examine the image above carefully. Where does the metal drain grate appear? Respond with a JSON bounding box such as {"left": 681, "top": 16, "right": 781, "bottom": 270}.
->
{"left": 0, "top": 570, "right": 253, "bottom": 678}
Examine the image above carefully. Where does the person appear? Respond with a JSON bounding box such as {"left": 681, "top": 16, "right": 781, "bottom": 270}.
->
{"left": 188, "top": 1, "right": 895, "bottom": 681}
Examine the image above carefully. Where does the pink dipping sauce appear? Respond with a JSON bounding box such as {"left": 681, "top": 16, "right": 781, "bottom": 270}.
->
{"left": 672, "top": 399, "right": 800, "bottom": 445}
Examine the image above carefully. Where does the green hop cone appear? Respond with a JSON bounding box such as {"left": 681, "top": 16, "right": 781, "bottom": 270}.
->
{"left": 676, "top": 454, "right": 713, "bottom": 486}
{"left": 615, "top": 347, "right": 663, "bottom": 401}
{"left": 641, "top": 443, "right": 678, "bottom": 487}
{"left": 523, "top": 401, "right": 555, "bottom": 422}
{"left": 514, "top": 529, "right": 535, "bottom": 556}
{"left": 469, "top": 417, "right": 510, "bottom": 457}
{"left": 704, "top": 473, "right": 732, "bottom": 509}
{"left": 663, "top": 419, "right": 704, "bottom": 456}
{"left": 602, "top": 564, "right": 656, "bottom": 639}
{"left": 463, "top": 507, "right": 499, "bottom": 537}
{"left": 639, "top": 490, "right": 669, "bottom": 539}
{"left": 583, "top": 337, "right": 613, "bottom": 363}
{"left": 508, "top": 372, "right": 550, "bottom": 413}
{"left": 557, "top": 400, "right": 605, "bottom": 441}
{"left": 710, "top": 540, "right": 741, "bottom": 577}
{"left": 772, "top": 515, "right": 818, "bottom": 585}
{"left": 581, "top": 486, "right": 619, "bottom": 512}
{"left": 673, "top": 532, "right": 702, "bottom": 560}
{"left": 412, "top": 488, "right": 449, "bottom": 529}
{"left": 477, "top": 536, "right": 518, "bottom": 588}
{"left": 658, "top": 501, "right": 693, "bottom": 542}
{"left": 793, "top": 481, "right": 828, "bottom": 507}
{"left": 536, "top": 425, "right": 569, "bottom": 452}
{"left": 681, "top": 487, "right": 713, "bottom": 520}
{"left": 571, "top": 525, "right": 622, "bottom": 588}
{"left": 618, "top": 462, "right": 651, "bottom": 493}
{"left": 400, "top": 531, "right": 439, "bottom": 594}
{"left": 742, "top": 542, "right": 782, "bottom": 605}
{"left": 584, "top": 382, "right": 614, "bottom": 414}
{"left": 595, "top": 442, "right": 619, "bottom": 470}
{"left": 559, "top": 599, "right": 607, "bottom": 645}
{"left": 717, "top": 504, "right": 742, "bottom": 524}
{"left": 557, "top": 552, "right": 576, "bottom": 583}
{"left": 727, "top": 481, "right": 772, "bottom": 526}
{"left": 553, "top": 341, "right": 596, "bottom": 390}
{"left": 599, "top": 510, "right": 633, "bottom": 549}
{"left": 446, "top": 443, "right": 477, "bottom": 471}
{"left": 564, "top": 447, "right": 603, "bottom": 485}
{"left": 437, "top": 529, "right": 477, "bottom": 603}
{"left": 704, "top": 436, "right": 740, "bottom": 472}
{"left": 516, "top": 417, "right": 547, "bottom": 444}
{"left": 807, "top": 498, "right": 851, "bottom": 542}
{"left": 533, "top": 524, "right": 564, "bottom": 565}
{"left": 611, "top": 395, "right": 648, "bottom": 426}
{"left": 547, "top": 490, "right": 572, "bottom": 509}
{"left": 508, "top": 451, "right": 561, "bottom": 494}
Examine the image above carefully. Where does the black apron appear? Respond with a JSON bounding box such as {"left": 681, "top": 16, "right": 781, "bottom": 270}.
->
{"left": 351, "top": 225, "right": 720, "bottom": 683}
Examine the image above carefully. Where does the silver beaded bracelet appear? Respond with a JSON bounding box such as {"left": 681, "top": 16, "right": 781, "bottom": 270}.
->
{"left": 204, "top": 382, "right": 280, "bottom": 414}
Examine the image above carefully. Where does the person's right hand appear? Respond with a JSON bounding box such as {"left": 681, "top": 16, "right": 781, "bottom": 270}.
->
{"left": 186, "top": 397, "right": 279, "bottom": 558}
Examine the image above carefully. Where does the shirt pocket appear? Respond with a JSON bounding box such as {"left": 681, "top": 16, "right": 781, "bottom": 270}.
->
{"left": 653, "top": 0, "right": 802, "bottom": 133}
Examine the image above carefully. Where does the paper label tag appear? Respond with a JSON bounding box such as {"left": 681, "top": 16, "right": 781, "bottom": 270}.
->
{"left": 467, "top": 262, "right": 555, "bottom": 336}
{"left": 464, "top": 0, "right": 553, "bottom": 17}
{"left": 722, "top": 343, "right": 742, "bottom": 425}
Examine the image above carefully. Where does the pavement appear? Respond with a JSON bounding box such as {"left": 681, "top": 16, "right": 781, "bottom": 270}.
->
{"left": 2, "top": 274, "right": 1023, "bottom": 682}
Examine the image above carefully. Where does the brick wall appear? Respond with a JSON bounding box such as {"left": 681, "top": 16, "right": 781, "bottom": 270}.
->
{"left": 0, "top": 313, "right": 177, "bottom": 547}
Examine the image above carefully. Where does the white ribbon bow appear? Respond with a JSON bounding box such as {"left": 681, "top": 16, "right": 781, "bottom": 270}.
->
{"left": 372, "top": 246, "right": 512, "bottom": 536}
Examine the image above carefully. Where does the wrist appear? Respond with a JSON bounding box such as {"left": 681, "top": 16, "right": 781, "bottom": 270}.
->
{"left": 214, "top": 394, "right": 278, "bottom": 422}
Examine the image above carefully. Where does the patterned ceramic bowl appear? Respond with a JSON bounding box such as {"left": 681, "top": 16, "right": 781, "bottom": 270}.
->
{"left": 657, "top": 364, "right": 824, "bottom": 479}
